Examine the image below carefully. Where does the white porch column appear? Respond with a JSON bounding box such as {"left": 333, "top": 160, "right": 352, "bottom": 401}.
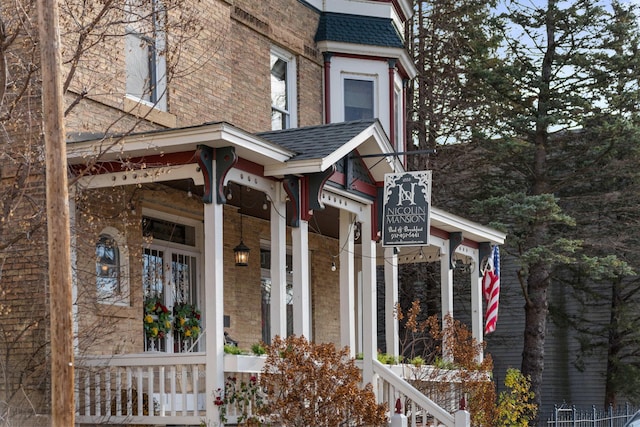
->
{"left": 339, "top": 210, "right": 356, "bottom": 356}
{"left": 361, "top": 204, "right": 377, "bottom": 386}
{"left": 440, "top": 240, "right": 454, "bottom": 317}
{"left": 440, "top": 240, "right": 454, "bottom": 361}
{"left": 270, "top": 187, "right": 287, "bottom": 340}
{"left": 384, "top": 246, "right": 399, "bottom": 357}
{"left": 470, "top": 249, "right": 484, "bottom": 362}
{"left": 292, "top": 219, "right": 310, "bottom": 337}
{"left": 203, "top": 200, "right": 225, "bottom": 424}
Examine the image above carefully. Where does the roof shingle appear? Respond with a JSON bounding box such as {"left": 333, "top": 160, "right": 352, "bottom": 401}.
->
{"left": 314, "top": 12, "right": 404, "bottom": 48}
{"left": 257, "top": 119, "right": 377, "bottom": 161}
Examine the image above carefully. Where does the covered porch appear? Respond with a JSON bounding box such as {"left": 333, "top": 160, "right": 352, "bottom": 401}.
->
{"left": 68, "top": 120, "right": 505, "bottom": 426}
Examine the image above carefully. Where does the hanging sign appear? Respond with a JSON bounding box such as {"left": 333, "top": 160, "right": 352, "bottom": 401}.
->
{"left": 382, "top": 171, "right": 431, "bottom": 247}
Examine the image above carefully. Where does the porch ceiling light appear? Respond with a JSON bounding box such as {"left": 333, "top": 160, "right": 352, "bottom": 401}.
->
{"left": 234, "top": 240, "right": 250, "bottom": 267}
{"left": 234, "top": 210, "right": 250, "bottom": 267}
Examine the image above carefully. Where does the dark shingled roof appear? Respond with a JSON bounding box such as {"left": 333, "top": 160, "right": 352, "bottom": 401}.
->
{"left": 257, "top": 119, "right": 377, "bottom": 161}
{"left": 314, "top": 12, "right": 404, "bottom": 48}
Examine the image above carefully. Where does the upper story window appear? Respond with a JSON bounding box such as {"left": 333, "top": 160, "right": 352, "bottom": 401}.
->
{"left": 125, "top": 0, "right": 167, "bottom": 111}
{"left": 271, "top": 47, "right": 297, "bottom": 130}
{"left": 96, "top": 227, "right": 130, "bottom": 304}
{"left": 344, "top": 78, "right": 374, "bottom": 121}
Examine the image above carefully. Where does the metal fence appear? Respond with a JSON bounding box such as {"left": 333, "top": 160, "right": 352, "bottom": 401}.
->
{"left": 546, "top": 404, "right": 638, "bottom": 427}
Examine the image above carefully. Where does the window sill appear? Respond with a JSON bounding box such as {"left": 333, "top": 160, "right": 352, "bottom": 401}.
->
{"left": 123, "top": 96, "right": 177, "bottom": 128}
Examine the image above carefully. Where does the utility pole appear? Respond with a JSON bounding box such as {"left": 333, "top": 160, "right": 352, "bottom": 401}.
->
{"left": 37, "top": 0, "right": 75, "bottom": 425}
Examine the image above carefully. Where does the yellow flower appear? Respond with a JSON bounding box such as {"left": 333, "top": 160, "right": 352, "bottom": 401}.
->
{"left": 185, "top": 329, "right": 192, "bottom": 337}
{"left": 151, "top": 327, "right": 159, "bottom": 337}
{"left": 180, "top": 317, "right": 186, "bottom": 326}
{"left": 144, "top": 315, "right": 153, "bottom": 323}
{"left": 165, "top": 320, "right": 171, "bottom": 329}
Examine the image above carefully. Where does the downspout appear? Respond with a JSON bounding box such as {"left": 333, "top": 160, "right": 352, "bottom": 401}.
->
{"left": 323, "top": 52, "right": 332, "bottom": 123}
{"left": 388, "top": 59, "right": 396, "bottom": 146}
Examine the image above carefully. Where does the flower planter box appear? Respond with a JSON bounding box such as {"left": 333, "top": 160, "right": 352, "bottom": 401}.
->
{"left": 223, "top": 354, "right": 266, "bottom": 373}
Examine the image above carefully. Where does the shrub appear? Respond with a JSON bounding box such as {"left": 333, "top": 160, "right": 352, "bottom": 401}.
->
{"left": 260, "top": 335, "right": 388, "bottom": 426}
{"left": 496, "top": 368, "right": 537, "bottom": 427}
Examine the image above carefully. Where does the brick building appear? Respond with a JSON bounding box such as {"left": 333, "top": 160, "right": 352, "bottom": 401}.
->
{"left": 1, "top": 0, "right": 504, "bottom": 425}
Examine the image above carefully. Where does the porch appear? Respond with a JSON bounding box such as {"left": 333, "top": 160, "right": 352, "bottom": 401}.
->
{"left": 68, "top": 121, "right": 505, "bottom": 426}
{"left": 75, "top": 352, "right": 471, "bottom": 426}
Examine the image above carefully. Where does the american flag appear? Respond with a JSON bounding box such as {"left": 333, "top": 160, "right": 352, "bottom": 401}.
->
{"left": 483, "top": 246, "right": 500, "bottom": 335}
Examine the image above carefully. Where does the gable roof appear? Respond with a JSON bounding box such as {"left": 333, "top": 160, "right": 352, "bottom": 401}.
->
{"left": 258, "top": 119, "right": 403, "bottom": 179}
{"left": 258, "top": 119, "right": 377, "bottom": 160}
{"left": 314, "top": 12, "right": 404, "bottom": 48}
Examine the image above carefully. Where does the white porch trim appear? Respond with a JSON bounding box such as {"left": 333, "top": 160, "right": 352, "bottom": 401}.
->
{"left": 360, "top": 204, "right": 377, "bottom": 386}
{"left": 203, "top": 200, "right": 225, "bottom": 425}
{"left": 269, "top": 185, "right": 287, "bottom": 340}
{"left": 339, "top": 210, "right": 357, "bottom": 356}
{"left": 292, "top": 220, "right": 311, "bottom": 337}
{"left": 384, "top": 246, "right": 399, "bottom": 357}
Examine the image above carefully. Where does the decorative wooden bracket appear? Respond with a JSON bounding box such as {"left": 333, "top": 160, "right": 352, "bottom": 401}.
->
{"left": 196, "top": 145, "right": 214, "bottom": 204}
{"left": 307, "top": 165, "right": 336, "bottom": 211}
{"left": 478, "top": 242, "right": 492, "bottom": 277}
{"left": 215, "top": 146, "right": 237, "bottom": 204}
{"left": 283, "top": 175, "right": 300, "bottom": 228}
{"left": 449, "top": 231, "right": 463, "bottom": 270}
{"left": 196, "top": 145, "right": 237, "bottom": 204}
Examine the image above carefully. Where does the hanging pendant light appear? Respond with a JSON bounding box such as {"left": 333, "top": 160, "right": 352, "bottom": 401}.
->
{"left": 234, "top": 195, "right": 250, "bottom": 266}
{"left": 234, "top": 239, "right": 250, "bottom": 266}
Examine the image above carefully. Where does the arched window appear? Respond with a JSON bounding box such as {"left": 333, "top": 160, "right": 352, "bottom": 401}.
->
{"left": 95, "top": 227, "right": 129, "bottom": 304}
{"left": 96, "top": 234, "right": 120, "bottom": 296}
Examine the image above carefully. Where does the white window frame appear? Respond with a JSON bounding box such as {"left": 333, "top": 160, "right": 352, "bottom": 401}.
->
{"left": 96, "top": 226, "right": 130, "bottom": 306}
{"left": 270, "top": 46, "right": 297, "bottom": 130}
{"left": 342, "top": 73, "right": 377, "bottom": 122}
{"left": 394, "top": 80, "right": 405, "bottom": 157}
{"left": 142, "top": 209, "right": 203, "bottom": 353}
{"left": 125, "top": 0, "right": 168, "bottom": 111}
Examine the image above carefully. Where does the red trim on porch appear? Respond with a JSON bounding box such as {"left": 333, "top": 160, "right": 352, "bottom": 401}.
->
{"left": 71, "top": 151, "right": 198, "bottom": 175}
{"left": 430, "top": 226, "right": 449, "bottom": 240}
{"left": 330, "top": 172, "right": 377, "bottom": 198}
{"left": 235, "top": 157, "right": 265, "bottom": 176}
{"left": 301, "top": 176, "right": 312, "bottom": 221}
{"left": 428, "top": 228, "right": 480, "bottom": 249}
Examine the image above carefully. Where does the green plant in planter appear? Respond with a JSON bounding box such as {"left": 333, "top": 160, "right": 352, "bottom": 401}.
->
{"left": 410, "top": 355, "right": 427, "bottom": 367}
{"left": 224, "top": 344, "right": 244, "bottom": 355}
{"left": 377, "top": 352, "right": 402, "bottom": 365}
{"left": 251, "top": 342, "right": 266, "bottom": 355}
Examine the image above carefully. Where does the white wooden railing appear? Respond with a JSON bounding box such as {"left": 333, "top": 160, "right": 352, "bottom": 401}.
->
{"left": 76, "top": 352, "right": 206, "bottom": 425}
{"left": 76, "top": 353, "right": 469, "bottom": 426}
{"left": 374, "top": 359, "right": 457, "bottom": 427}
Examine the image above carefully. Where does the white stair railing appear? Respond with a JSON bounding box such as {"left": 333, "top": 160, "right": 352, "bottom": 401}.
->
{"left": 373, "top": 359, "right": 461, "bottom": 427}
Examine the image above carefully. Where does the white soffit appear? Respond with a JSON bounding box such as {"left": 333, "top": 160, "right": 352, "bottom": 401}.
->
{"left": 66, "top": 122, "right": 294, "bottom": 166}
{"left": 431, "top": 207, "right": 506, "bottom": 245}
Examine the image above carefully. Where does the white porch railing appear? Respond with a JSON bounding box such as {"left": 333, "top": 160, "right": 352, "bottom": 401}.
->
{"left": 76, "top": 352, "right": 206, "bottom": 425}
{"left": 76, "top": 353, "right": 469, "bottom": 426}
{"left": 374, "top": 359, "right": 457, "bottom": 427}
